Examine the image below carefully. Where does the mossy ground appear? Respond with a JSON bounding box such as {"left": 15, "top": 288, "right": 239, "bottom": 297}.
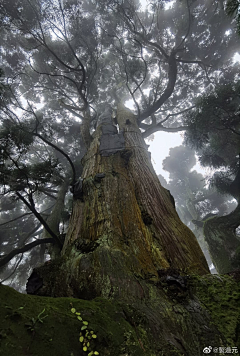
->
{"left": 0, "top": 284, "right": 150, "bottom": 356}
{"left": 0, "top": 273, "right": 240, "bottom": 356}
{"left": 192, "top": 274, "right": 240, "bottom": 347}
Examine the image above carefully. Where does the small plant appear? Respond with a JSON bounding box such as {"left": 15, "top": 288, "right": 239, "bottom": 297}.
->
{"left": 25, "top": 308, "right": 48, "bottom": 332}
{"left": 70, "top": 305, "right": 99, "bottom": 355}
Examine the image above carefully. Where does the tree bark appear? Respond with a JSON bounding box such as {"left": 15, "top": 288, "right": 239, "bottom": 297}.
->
{"left": 30, "top": 104, "right": 209, "bottom": 300}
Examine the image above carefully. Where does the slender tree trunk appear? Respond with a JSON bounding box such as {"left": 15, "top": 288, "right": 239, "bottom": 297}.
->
{"left": 42, "top": 176, "right": 70, "bottom": 259}
{"left": 204, "top": 204, "right": 240, "bottom": 273}
{"left": 30, "top": 104, "right": 208, "bottom": 299}
{"left": 179, "top": 181, "right": 215, "bottom": 272}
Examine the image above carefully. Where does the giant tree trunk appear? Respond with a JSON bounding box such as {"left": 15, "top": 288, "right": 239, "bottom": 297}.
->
{"left": 29, "top": 104, "right": 208, "bottom": 299}
{"left": 24, "top": 105, "right": 240, "bottom": 356}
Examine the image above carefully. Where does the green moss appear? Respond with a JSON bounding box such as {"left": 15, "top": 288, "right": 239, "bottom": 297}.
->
{"left": 191, "top": 274, "right": 240, "bottom": 346}
{"left": 1, "top": 274, "right": 240, "bottom": 355}
{"left": 0, "top": 285, "right": 148, "bottom": 356}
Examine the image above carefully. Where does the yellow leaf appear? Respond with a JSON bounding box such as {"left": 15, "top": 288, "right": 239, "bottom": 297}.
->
{"left": 71, "top": 308, "right": 76, "bottom": 313}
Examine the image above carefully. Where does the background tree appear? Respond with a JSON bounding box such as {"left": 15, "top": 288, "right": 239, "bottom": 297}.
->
{"left": 159, "top": 145, "right": 238, "bottom": 273}
{"left": 0, "top": 69, "right": 83, "bottom": 287}
{"left": 183, "top": 81, "right": 240, "bottom": 273}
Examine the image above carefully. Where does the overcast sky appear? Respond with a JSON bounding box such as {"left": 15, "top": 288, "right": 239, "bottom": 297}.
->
{"left": 147, "top": 131, "right": 183, "bottom": 179}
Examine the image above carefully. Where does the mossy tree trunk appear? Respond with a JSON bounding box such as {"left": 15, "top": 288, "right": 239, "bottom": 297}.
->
{"left": 30, "top": 104, "right": 208, "bottom": 300}
{"left": 204, "top": 204, "right": 240, "bottom": 274}
{"left": 16, "top": 106, "right": 240, "bottom": 356}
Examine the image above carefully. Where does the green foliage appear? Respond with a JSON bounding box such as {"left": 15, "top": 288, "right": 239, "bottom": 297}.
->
{"left": 0, "top": 121, "right": 33, "bottom": 155}
{"left": 184, "top": 82, "right": 240, "bottom": 197}
{"left": 25, "top": 308, "right": 48, "bottom": 332}
{"left": 29, "top": 159, "right": 63, "bottom": 185}
{"left": 0, "top": 156, "right": 63, "bottom": 191}
{"left": 184, "top": 82, "right": 240, "bottom": 152}
{"left": 210, "top": 171, "right": 234, "bottom": 194}
{"left": 71, "top": 305, "right": 99, "bottom": 355}
{"left": 0, "top": 118, "right": 64, "bottom": 191}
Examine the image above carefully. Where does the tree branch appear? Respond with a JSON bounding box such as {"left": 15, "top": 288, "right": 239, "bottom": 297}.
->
{"left": 28, "top": 60, "right": 88, "bottom": 110}
{"left": 0, "top": 238, "right": 54, "bottom": 268}
{"left": 175, "top": 0, "right": 191, "bottom": 51}
{"left": 0, "top": 212, "right": 32, "bottom": 227}
{"left": 33, "top": 132, "right": 76, "bottom": 185}
{"left": 16, "top": 192, "right": 62, "bottom": 248}
{"left": 141, "top": 123, "right": 187, "bottom": 139}
{"left": 58, "top": 99, "right": 84, "bottom": 120}
{"left": 158, "top": 105, "right": 195, "bottom": 125}
{"left": 139, "top": 51, "right": 178, "bottom": 121}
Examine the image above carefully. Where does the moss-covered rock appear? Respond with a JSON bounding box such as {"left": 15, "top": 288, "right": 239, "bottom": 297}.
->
{"left": 0, "top": 273, "right": 239, "bottom": 356}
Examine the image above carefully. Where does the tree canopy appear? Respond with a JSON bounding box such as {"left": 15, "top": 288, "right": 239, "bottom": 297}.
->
{"left": 0, "top": 0, "right": 239, "bottom": 135}
{"left": 184, "top": 81, "right": 240, "bottom": 201}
